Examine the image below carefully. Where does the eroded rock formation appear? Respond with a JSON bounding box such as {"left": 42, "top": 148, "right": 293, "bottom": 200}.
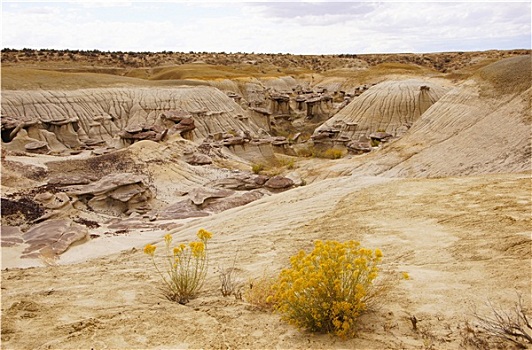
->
{"left": 312, "top": 80, "right": 450, "bottom": 151}
{"left": 1, "top": 86, "right": 265, "bottom": 153}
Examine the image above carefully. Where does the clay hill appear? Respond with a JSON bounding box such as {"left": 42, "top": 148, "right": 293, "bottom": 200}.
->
{"left": 1, "top": 49, "right": 531, "bottom": 349}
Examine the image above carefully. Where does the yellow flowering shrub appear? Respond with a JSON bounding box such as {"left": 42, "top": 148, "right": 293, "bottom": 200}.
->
{"left": 270, "top": 240, "right": 382, "bottom": 337}
{"left": 144, "top": 228, "right": 213, "bottom": 304}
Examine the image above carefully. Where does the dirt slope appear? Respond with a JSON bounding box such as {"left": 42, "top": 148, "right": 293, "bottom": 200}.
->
{"left": 2, "top": 172, "right": 530, "bottom": 349}
{"left": 314, "top": 79, "right": 450, "bottom": 139}
{"left": 350, "top": 55, "right": 531, "bottom": 177}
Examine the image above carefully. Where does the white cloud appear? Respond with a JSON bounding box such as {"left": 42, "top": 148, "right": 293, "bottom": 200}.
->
{"left": 1, "top": 2, "right": 530, "bottom": 54}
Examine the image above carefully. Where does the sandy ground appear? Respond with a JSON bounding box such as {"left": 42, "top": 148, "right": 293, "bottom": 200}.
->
{"left": 2, "top": 171, "right": 530, "bottom": 349}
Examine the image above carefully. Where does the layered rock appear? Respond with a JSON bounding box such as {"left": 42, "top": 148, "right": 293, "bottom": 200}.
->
{"left": 156, "top": 171, "right": 294, "bottom": 220}
{"left": 1, "top": 86, "right": 265, "bottom": 152}
{"left": 352, "top": 56, "right": 531, "bottom": 177}
{"left": 62, "top": 173, "right": 153, "bottom": 216}
{"left": 19, "top": 219, "right": 88, "bottom": 259}
{"left": 313, "top": 80, "right": 450, "bottom": 146}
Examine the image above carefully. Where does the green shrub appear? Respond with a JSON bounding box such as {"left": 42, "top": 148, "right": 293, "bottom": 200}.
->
{"left": 296, "top": 146, "right": 344, "bottom": 159}
{"left": 144, "top": 229, "right": 213, "bottom": 304}
{"left": 295, "top": 145, "right": 316, "bottom": 158}
{"left": 251, "top": 163, "right": 265, "bottom": 174}
{"left": 322, "top": 148, "right": 344, "bottom": 159}
{"left": 269, "top": 240, "right": 382, "bottom": 337}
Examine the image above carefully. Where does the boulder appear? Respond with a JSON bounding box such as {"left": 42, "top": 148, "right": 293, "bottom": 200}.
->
{"left": 174, "top": 118, "right": 196, "bottom": 133}
{"left": 187, "top": 187, "right": 234, "bottom": 206}
{"left": 222, "top": 136, "right": 245, "bottom": 146}
{"left": 369, "top": 131, "right": 393, "bottom": 142}
{"left": 184, "top": 152, "right": 213, "bottom": 166}
{"left": 210, "top": 173, "right": 266, "bottom": 191}
{"left": 264, "top": 176, "right": 294, "bottom": 190}
{"left": 33, "top": 192, "right": 72, "bottom": 210}
{"left": 48, "top": 174, "right": 93, "bottom": 186}
{"left": 24, "top": 141, "right": 49, "bottom": 154}
{"left": 64, "top": 173, "right": 152, "bottom": 215}
{"left": 21, "top": 219, "right": 88, "bottom": 258}
{"left": 347, "top": 141, "right": 373, "bottom": 154}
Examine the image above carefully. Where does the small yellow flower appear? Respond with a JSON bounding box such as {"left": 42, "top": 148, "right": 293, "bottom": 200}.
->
{"left": 143, "top": 244, "right": 156, "bottom": 256}
{"left": 190, "top": 241, "right": 205, "bottom": 258}
{"left": 402, "top": 271, "right": 410, "bottom": 280}
{"left": 197, "top": 229, "right": 212, "bottom": 241}
{"left": 164, "top": 233, "right": 172, "bottom": 245}
{"left": 375, "top": 249, "right": 383, "bottom": 259}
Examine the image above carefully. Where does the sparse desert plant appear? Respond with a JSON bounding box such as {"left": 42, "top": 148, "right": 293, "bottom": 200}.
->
{"left": 244, "top": 272, "right": 277, "bottom": 311}
{"left": 465, "top": 293, "right": 532, "bottom": 348}
{"left": 285, "top": 159, "right": 296, "bottom": 169}
{"left": 459, "top": 321, "right": 491, "bottom": 349}
{"left": 218, "top": 253, "right": 243, "bottom": 299}
{"left": 144, "top": 229, "right": 212, "bottom": 304}
{"left": 269, "top": 240, "right": 382, "bottom": 337}
{"left": 322, "top": 148, "right": 344, "bottom": 159}
{"left": 370, "top": 139, "right": 381, "bottom": 147}
{"left": 295, "top": 144, "right": 318, "bottom": 158}
{"left": 251, "top": 163, "right": 265, "bottom": 174}
{"left": 296, "top": 145, "right": 344, "bottom": 159}
{"left": 275, "top": 157, "right": 296, "bottom": 170}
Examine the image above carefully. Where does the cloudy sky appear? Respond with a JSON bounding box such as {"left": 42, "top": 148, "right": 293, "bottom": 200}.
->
{"left": 2, "top": 1, "right": 530, "bottom": 54}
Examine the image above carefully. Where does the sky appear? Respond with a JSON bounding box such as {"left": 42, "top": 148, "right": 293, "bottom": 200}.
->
{"left": 1, "top": 1, "right": 531, "bottom": 54}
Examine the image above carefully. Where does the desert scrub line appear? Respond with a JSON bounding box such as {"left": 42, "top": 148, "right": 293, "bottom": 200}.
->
{"left": 144, "top": 228, "right": 212, "bottom": 304}
{"left": 268, "top": 240, "right": 383, "bottom": 338}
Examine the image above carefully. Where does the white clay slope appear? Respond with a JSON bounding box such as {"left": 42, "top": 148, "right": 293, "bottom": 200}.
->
{"left": 351, "top": 55, "right": 532, "bottom": 177}
{"left": 314, "top": 79, "right": 450, "bottom": 139}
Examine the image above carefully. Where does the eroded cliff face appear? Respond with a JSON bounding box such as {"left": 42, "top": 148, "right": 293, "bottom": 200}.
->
{"left": 311, "top": 80, "right": 450, "bottom": 151}
{"left": 0, "top": 86, "right": 268, "bottom": 153}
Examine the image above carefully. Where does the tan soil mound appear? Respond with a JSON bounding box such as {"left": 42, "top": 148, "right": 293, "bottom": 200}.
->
{"left": 351, "top": 56, "right": 531, "bottom": 177}
{"left": 314, "top": 79, "right": 450, "bottom": 141}
{"left": 475, "top": 55, "right": 531, "bottom": 97}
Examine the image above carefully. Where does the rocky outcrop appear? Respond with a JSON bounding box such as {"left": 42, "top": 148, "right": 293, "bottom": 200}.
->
{"left": 264, "top": 176, "right": 295, "bottom": 190}
{"left": 20, "top": 219, "right": 88, "bottom": 258}
{"left": 1, "top": 86, "right": 265, "bottom": 152}
{"left": 62, "top": 173, "right": 152, "bottom": 216}
{"left": 313, "top": 80, "right": 450, "bottom": 145}
{"left": 346, "top": 138, "right": 373, "bottom": 154}
{"left": 32, "top": 192, "right": 76, "bottom": 222}
{"left": 209, "top": 172, "right": 293, "bottom": 191}
{"left": 0, "top": 226, "right": 24, "bottom": 247}
{"left": 156, "top": 189, "right": 265, "bottom": 220}
{"left": 153, "top": 172, "right": 294, "bottom": 220}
